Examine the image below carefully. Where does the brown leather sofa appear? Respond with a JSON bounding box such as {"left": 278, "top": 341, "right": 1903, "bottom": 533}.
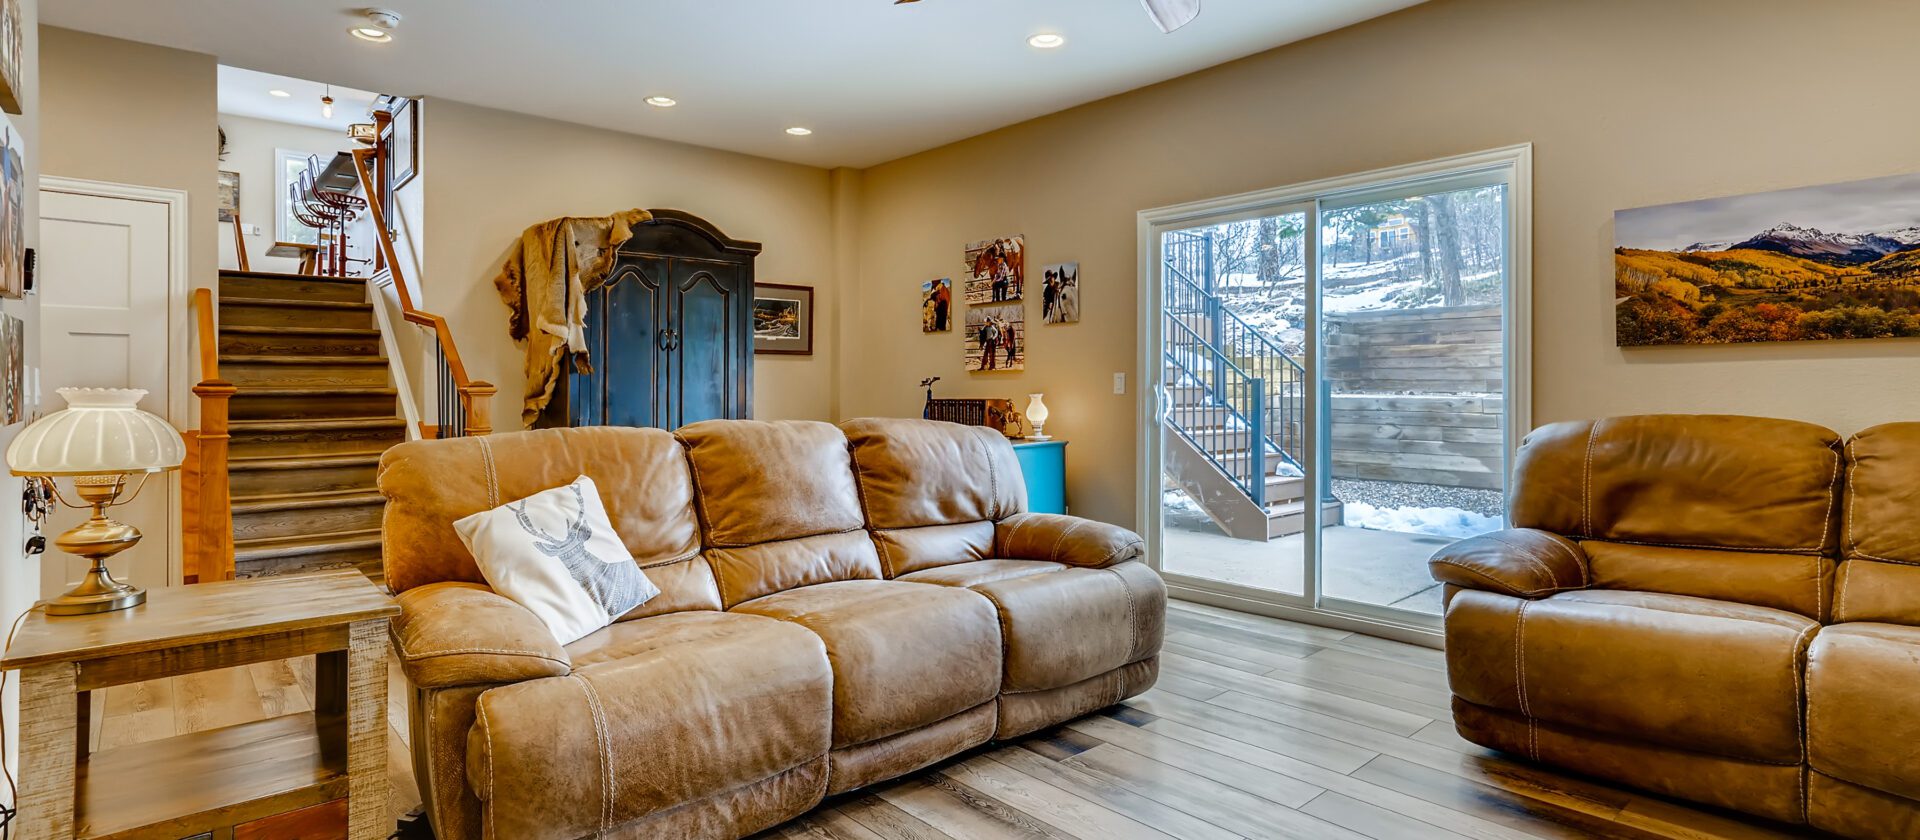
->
{"left": 1431, "top": 415, "right": 1920, "bottom": 838}
{"left": 378, "top": 418, "right": 1163, "bottom": 840}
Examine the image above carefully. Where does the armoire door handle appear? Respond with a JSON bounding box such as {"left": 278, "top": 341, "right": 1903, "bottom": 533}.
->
{"left": 658, "top": 328, "right": 680, "bottom": 351}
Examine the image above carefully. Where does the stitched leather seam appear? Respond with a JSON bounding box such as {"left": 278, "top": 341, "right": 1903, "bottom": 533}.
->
{"left": 1792, "top": 623, "right": 1818, "bottom": 823}
{"left": 847, "top": 442, "right": 877, "bottom": 532}
{"left": 874, "top": 533, "right": 898, "bottom": 579}
{"left": 1582, "top": 421, "right": 1599, "bottom": 538}
{"left": 976, "top": 588, "right": 1015, "bottom": 689}
{"left": 1816, "top": 442, "right": 1841, "bottom": 556}
{"left": 1048, "top": 520, "right": 1088, "bottom": 564}
{"left": 1548, "top": 535, "right": 1589, "bottom": 587}
{"left": 1581, "top": 537, "right": 1827, "bottom": 554}
{"left": 401, "top": 647, "right": 567, "bottom": 663}
{"left": 1812, "top": 555, "right": 1825, "bottom": 624}
{"left": 477, "top": 436, "right": 499, "bottom": 509}
{"left": 574, "top": 675, "right": 615, "bottom": 833}
{"left": 1571, "top": 598, "right": 1814, "bottom": 629}
{"left": 1111, "top": 566, "right": 1141, "bottom": 662}
{"left": 1843, "top": 444, "right": 1907, "bottom": 564}
{"left": 637, "top": 552, "right": 699, "bottom": 570}
{"left": 981, "top": 430, "right": 1001, "bottom": 522}
{"left": 1096, "top": 539, "right": 1146, "bottom": 569}
{"left": 999, "top": 515, "right": 1032, "bottom": 557}
{"left": 475, "top": 699, "right": 495, "bottom": 835}
{"left": 1480, "top": 534, "right": 1558, "bottom": 589}
{"left": 1515, "top": 601, "right": 1534, "bottom": 761}
{"left": 1835, "top": 563, "right": 1852, "bottom": 621}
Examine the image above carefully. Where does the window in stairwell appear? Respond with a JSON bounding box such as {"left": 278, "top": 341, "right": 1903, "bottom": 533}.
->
{"left": 1142, "top": 146, "right": 1531, "bottom": 630}
{"left": 275, "top": 148, "right": 322, "bottom": 247}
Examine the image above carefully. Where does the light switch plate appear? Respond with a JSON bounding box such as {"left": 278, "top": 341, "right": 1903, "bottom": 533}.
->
{"left": 1112, "top": 373, "right": 1126, "bottom": 395}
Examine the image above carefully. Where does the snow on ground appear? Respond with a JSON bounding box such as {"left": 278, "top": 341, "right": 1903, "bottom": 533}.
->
{"left": 1341, "top": 500, "right": 1500, "bottom": 540}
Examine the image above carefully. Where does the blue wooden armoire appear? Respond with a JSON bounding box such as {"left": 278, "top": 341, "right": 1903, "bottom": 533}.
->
{"left": 538, "top": 210, "right": 761, "bottom": 430}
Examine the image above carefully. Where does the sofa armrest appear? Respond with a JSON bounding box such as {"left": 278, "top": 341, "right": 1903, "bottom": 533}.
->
{"left": 995, "top": 512, "right": 1145, "bottom": 569}
{"left": 1427, "top": 529, "right": 1589, "bottom": 599}
{"left": 392, "top": 582, "right": 572, "bottom": 689}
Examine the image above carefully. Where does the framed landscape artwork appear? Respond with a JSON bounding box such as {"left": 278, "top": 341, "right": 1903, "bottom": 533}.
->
{"left": 0, "top": 0, "right": 20, "bottom": 115}
{"left": 964, "top": 235, "right": 1024, "bottom": 304}
{"left": 964, "top": 302, "right": 1024, "bottom": 372}
{"left": 753, "top": 282, "right": 813, "bottom": 355}
{"left": 921, "top": 278, "right": 952, "bottom": 332}
{"left": 1615, "top": 171, "right": 1920, "bottom": 345}
{"left": 0, "top": 120, "right": 24, "bottom": 299}
{"left": 1041, "top": 262, "right": 1080, "bottom": 324}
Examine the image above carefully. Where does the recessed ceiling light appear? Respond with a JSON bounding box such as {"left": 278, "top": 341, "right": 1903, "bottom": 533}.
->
{"left": 268, "top": 89, "right": 291, "bottom": 98}
{"left": 785, "top": 127, "right": 813, "bottom": 136}
{"left": 350, "top": 26, "right": 393, "bottom": 42}
{"left": 645, "top": 96, "right": 678, "bottom": 108}
{"left": 1028, "top": 33, "right": 1066, "bottom": 49}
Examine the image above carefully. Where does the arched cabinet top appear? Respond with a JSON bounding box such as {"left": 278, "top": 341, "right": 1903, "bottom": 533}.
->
{"left": 621, "top": 209, "right": 764, "bottom": 259}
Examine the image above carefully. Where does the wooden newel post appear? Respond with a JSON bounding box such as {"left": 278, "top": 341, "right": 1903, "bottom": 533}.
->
{"left": 458, "top": 381, "right": 496, "bottom": 437}
{"left": 184, "top": 381, "right": 237, "bottom": 583}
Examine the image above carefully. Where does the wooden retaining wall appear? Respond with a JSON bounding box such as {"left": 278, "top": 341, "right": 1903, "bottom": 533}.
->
{"left": 1324, "top": 306, "right": 1505, "bottom": 490}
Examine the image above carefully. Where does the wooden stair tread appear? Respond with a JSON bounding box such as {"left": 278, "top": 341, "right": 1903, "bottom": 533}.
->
{"left": 229, "top": 417, "right": 405, "bottom": 431}
{"left": 219, "top": 354, "right": 388, "bottom": 365}
{"left": 229, "top": 452, "right": 385, "bottom": 470}
{"left": 234, "top": 529, "right": 382, "bottom": 558}
{"left": 220, "top": 297, "right": 373, "bottom": 311}
{"left": 231, "top": 489, "right": 383, "bottom": 512}
{"left": 233, "top": 386, "right": 397, "bottom": 396}
{"left": 221, "top": 325, "right": 380, "bottom": 337}
{"left": 219, "top": 269, "right": 365, "bottom": 284}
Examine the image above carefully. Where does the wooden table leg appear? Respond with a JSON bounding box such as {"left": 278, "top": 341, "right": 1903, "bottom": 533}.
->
{"left": 344, "top": 620, "right": 389, "bottom": 840}
{"left": 18, "top": 663, "right": 78, "bottom": 840}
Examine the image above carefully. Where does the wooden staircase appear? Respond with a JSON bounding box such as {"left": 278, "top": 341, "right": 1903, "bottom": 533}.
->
{"left": 1163, "top": 373, "right": 1341, "bottom": 541}
{"left": 215, "top": 269, "right": 403, "bottom": 580}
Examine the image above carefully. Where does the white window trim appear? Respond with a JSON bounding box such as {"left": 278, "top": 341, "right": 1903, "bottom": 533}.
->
{"left": 1134, "top": 143, "right": 1533, "bottom": 644}
{"left": 274, "top": 148, "right": 319, "bottom": 246}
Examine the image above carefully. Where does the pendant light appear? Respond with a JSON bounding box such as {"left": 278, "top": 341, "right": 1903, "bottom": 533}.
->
{"left": 321, "top": 85, "right": 335, "bottom": 120}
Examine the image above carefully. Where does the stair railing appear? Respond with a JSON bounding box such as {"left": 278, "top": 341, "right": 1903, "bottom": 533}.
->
{"left": 181, "top": 288, "right": 236, "bottom": 582}
{"left": 348, "top": 146, "right": 495, "bottom": 437}
{"left": 228, "top": 215, "right": 250, "bottom": 273}
{"left": 1161, "top": 229, "right": 1309, "bottom": 507}
{"left": 1163, "top": 312, "right": 1267, "bottom": 507}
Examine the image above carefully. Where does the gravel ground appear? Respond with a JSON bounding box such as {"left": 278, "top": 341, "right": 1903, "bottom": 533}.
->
{"left": 1331, "top": 478, "right": 1504, "bottom": 518}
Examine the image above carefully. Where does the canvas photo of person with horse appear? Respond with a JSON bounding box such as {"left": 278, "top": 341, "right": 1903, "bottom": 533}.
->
{"left": 964, "top": 302, "right": 1025, "bottom": 372}
{"left": 1041, "top": 261, "right": 1080, "bottom": 324}
{"left": 964, "top": 235, "right": 1025, "bottom": 304}
{"left": 921, "top": 277, "right": 952, "bottom": 332}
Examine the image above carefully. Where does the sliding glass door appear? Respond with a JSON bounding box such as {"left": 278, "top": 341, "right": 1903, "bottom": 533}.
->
{"left": 1142, "top": 147, "right": 1530, "bottom": 631}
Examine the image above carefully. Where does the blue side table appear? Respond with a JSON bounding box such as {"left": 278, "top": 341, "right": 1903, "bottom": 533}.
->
{"left": 1011, "top": 439, "right": 1068, "bottom": 515}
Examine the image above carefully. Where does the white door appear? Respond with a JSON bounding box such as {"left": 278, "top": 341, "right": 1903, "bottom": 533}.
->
{"left": 37, "top": 185, "right": 182, "bottom": 597}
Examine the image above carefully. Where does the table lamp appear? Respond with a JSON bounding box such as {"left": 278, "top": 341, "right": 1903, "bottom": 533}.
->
{"left": 1025, "top": 393, "right": 1052, "bottom": 441}
{"left": 6, "top": 388, "right": 185, "bottom": 614}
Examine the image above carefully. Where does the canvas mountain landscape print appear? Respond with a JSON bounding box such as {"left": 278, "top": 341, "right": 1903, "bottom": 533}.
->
{"left": 1615, "top": 171, "right": 1920, "bottom": 345}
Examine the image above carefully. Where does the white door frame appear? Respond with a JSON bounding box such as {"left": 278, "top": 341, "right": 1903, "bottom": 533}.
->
{"left": 39, "top": 176, "right": 192, "bottom": 587}
{"left": 1135, "top": 144, "right": 1534, "bottom": 646}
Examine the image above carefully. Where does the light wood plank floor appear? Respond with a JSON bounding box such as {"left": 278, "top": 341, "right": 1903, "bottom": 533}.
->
{"left": 95, "top": 600, "right": 1810, "bottom": 839}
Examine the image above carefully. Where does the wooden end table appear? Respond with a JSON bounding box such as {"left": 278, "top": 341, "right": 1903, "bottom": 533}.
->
{"left": 1, "top": 569, "right": 399, "bottom": 840}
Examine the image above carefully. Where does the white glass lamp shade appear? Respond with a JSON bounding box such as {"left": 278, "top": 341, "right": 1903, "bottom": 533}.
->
{"left": 7, "top": 388, "right": 186, "bottom": 476}
{"left": 1025, "top": 393, "right": 1051, "bottom": 440}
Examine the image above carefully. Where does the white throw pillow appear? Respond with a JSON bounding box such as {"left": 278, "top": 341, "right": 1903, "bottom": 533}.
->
{"left": 452, "top": 475, "right": 661, "bottom": 645}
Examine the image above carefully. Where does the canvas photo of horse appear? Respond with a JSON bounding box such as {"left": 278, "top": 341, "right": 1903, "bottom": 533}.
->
{"left": 922, "top": 277, "right": 952, "bottom": 332}
{"left": 1041, "top": 262, "right": 1080, "bottom": 324}
{"left": 964, "top": 302, "right": 1025, "bottom": 372}
{"left": 964, "top": 235, "right": 1024, "bottom": 304}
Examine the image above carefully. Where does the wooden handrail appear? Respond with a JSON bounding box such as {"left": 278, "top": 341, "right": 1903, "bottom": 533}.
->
{"left": 348, "top": 146, "right": 494, "bottom": 437}
{"left": 182, "top": 288, "right": 236, "bottom": 583}
{"left": 229, "top": 216, "right": 250, "bottom": 273}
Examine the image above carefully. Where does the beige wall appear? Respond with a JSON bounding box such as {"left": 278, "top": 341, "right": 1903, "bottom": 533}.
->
{"left": 41, "top": 27, "right": 215, "bottom": 293}
{"left": 421, "top": 99, "right": 840, "bottom": 429}
{"left": 848, "top": 0, "right": 1920, "bottom": 529}
{"left": 216, "top": 113, "right": 354, "bottom": 274}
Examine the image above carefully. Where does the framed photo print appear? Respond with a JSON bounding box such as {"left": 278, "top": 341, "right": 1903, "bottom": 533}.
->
{"left": 0, "top": 121, "right": 24, "bottom": 299}
{"left": 753, "top": 283, "right": 814, "bottom": 355}
{"left": 0, "top": 0, "right": 21, "bottom": 115}
{"left": 390, "top": 97, "right": 419, "bottom": 191}
{"left": 217, "top": 170, "right": 241, "bottom": 223}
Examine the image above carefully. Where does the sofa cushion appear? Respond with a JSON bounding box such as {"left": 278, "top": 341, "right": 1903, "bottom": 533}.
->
{"left": 704, "top": 530, "right": 883, "bottom": 609}
{"left": 731, "top": 580, "right": 1001, "bottom": 748}
{"left": 909, "top": 560, "right": 1164, "bottom": 693}
{"left": 840, "top": 418, "right": 1026, "bottom": 530}
{"left": 678, "top": 419, "right": 865, "bottom": 547}
{"left": 467, "top": 611, "right": 831, "bottom": 840}
{"left": 1508, "top": 415, "right": 1841, "bottom": 553}
{"left": 1582, "top": 540, "right": 1832, "bottom": 621}
{"left": 872, "top": 521, "right": 995, "bottom": 578}
{"left": 1807, "top": 622, "right": 1920, "bottom": 801}
{"left": 1446, "top": 588, "right": 1817, "bottom": 764}
{"left": 380, "top": 426, "right": 706, "bottom": 598}
{"left": 1844, "top": 422, "right": 1920, "bottom": 566}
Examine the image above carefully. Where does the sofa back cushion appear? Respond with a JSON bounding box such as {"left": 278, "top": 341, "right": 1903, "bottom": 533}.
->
{"left": 1582, "top": 541, "right": 1833, "bottom": 620}
{"left": 380, "top": 428, "right": 717, "bottom": 616}
{"left": 1834, "top": 422, "right": 1920, "bottom": 624}
{"left": 841, "top": 418, "right": 1028, "bottom": 576}
{"left": 1511, "top": 415, "right": 1842, "bottom": 554}
{"left": 677, "top": 419, "right": 882, "bottom": 606}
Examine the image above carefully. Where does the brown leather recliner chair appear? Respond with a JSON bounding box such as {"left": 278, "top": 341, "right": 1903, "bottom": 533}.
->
{"left": 379, "top": 418, "right": 1163, "bottom": 840}
{"left": 1432, "top": 415, "right": 1920, "bottom": 838}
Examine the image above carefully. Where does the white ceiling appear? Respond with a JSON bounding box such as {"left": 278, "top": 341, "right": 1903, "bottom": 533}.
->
{"left": 46, "top": 0, "right": 1425, "bottom": 169}
{"left": 218, "top": 66, "right": 380, "bottom": 132}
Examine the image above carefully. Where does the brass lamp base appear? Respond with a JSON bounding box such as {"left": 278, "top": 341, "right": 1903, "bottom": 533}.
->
{"left": 42, "top": 477, "right": 148, "bottom": 615}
